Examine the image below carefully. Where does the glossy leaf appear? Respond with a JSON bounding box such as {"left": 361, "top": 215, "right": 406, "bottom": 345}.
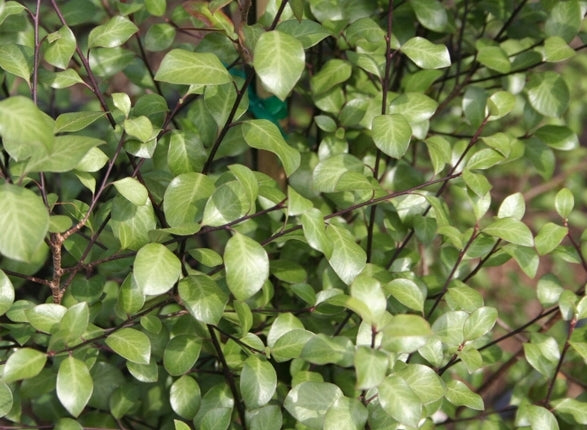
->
{"left": 386, "top": 278, "right": 425, "bottom": 312}
{"left": 371, "top": 114, "right": 412, "bottom": 159}
{"left": 552, "top": 398, "right": 587, "bottom": 425}
{"left": 0, "top": 44, "right": 31, "bottom": 84}
{"left": 378, "top": 375, "right": 422, "bottom": 428}
{"left": 45, "top": 26, "right": 76, "bottom": 69}
{"left": 163, "top": 335, "right": 202, "bottom": 376}
{"left": 410, "top": 0, "right": 448, "bottom": 32}
{"left": 483, "top": 217, "right": 534, "bottom": 247}
{"left": 381, "top": 315, "right": 431, "bottom": 353}
{"left": 154, "top": 49, "right": 231, "bottom": 85}
{"left": 401, "top": 37, "right": 451, "bottom": 69}
{"left": 523, "top": 334, "right": 560, "bottom": 377}
{"left": 224, "top": 232, "right": 269, "bottom": 300}
{"left": 545, "top": 0, "right": 581, "bottom": 42}
{"left": 544, "top": 36, "right": 575, "bottom": 62}
{"left": 178, "top": 275, "right": 227, "bottom": 325}
{"left": 88, "top": 15, "right": 138, "bottom": 48}
{"left": 0, "top": 184, "right": 49, "bottom": 262}
{"left": 240, "top": 356, "right": 277, "bottom": 409}
{"left": 463, "top": 306, "right": 498, "bottom": 340}
{"left": 555, "top": 188, "right": 574, "bottom": 219}
{"left": 170, "top": 375, "right": 201, "bottom": 420}
{"left": 325, "top": 224, "right": 366, "bottom": 285}
{"left": 0, "top": 381, "right": 12, "bottom": 418}
{"left": 57, "top": 357, "right": 93, "bottom": 417}
{"left": 354, "top": 346, "right": 388, "bottom": 389}
{"left": 241, "top": 120, "right": 301, "bottom": 176}
{"left": 3, "top": 348, "right": 47, "bottom": 383}
{"left": 254, "top": 30, "right": 305, "bottom": 100}
{"left": 105, "top": 328, "right": 151, "bottom": 364}
{"left": 535, "top": 222, "right": 568, "bottom": 255}
{"left": 526, "top": 72, "right": 569, "bottom": 117}
{"left": 477, "top": 46, "right": 510, "bottom": 73}
{"left": 133, "top": 243, "right": 181, "bottom": 295}
{"left": 284, "top": 382, "right": 343, "bottom": 429}
{"left": 0, "top": 270, "right": 15, "bottom": 317}
{"left": 164, "top": 173, "right": 214, "bottom": 227}
{"left": 446, "top": 380, "right": 484, "bottom": 410}
{"left": 535, "top": 125, "right": 578, "bottom": 151}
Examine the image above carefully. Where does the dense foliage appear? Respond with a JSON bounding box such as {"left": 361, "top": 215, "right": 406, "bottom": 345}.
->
{"left": 0, "top": 0, "right": 586, "bottom": 429}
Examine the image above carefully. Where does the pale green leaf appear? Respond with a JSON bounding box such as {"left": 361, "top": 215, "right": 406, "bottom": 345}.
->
{"left": 0, "top": 381, "right": 12, "bottom": 418}
{"left": 154, "top": 49, "right": 231, "bottom": 85}
{"left": 164, "top": 172, "right": 214, "bottom": 227}
{"left": 487, "top": 90, "right": 515, "bottom": 120}
{"left": 224, "top": 232, "right": 269, "bottom": 300}
{"left": 241, "top": 120, "right": 301, "bottom": 176}
{"left": 523, "top": 334, "right": 560, "bottom": 377}
{"left": 105, "top": 328, "right": 151, "bottom": 364}
{"left": 284, "top": 382, "right": 343, "bottom": 429}
{"left": 163, "top": 335, "right": 202, "bottom": 376}
{"left": 45, "top": 26, "right": 76, "bottom": 69}
{"left": 463, "top": 306, "right": 498, "bottom": 340}
{"left": 254, "top": 30, "right": 305, "bottom": 100}
{"left": 401, "top": 37, "right": 451, "bottom": 69}
{"left": 555, "top": 188, "right": 574, "bottom": 219}
{"left": 388, "top": 92, "right": 438, "bottom": 124}
{"left": 544, "top": 36, "right": 575, "bottom": 62}
{"left": 354, "top": 346, "right": 388, "bottom": 390}
{"left": 371, "top": 114, "right": 412, "bottom": 159}
{"left": 483, "top": 217, "right": 534, "bottom": 247}
{"left": 410, "top": 0, "right": 448, "bottom": 32}
{"left": 178, "top": 275, "right": 227, "bottom": 325}
{"left": 386, "top": 278, "right": 425, "bottom": 312}
{"left": 3, "top": 348, "right": 47, "bottom": 383}
{"left": 0, "top": 44, "right": 31, "bottom": 84}
{"left": 0, "top": 270, "right": 15, "bottom": 317}
{"left": 133, "top": 243, "right": 182, "bottom": 295}
{"left": 24, "top": 135, "right": 104, "bottom": 173}
{"left": 446, "top": 380, "right": 484, "bottom": 410}
{"left": 240, "top": 356, "right": 277, "bottom": 409}
{"left": 113, "top": 177, "right": 148, "bottom": 206}
{"left": 378, "top": 375, "right": 422, "bottom": 428}
{"left": 381, "top": 315, "right": 432, "bottom": 353}
{"left": 88, "top": 15, "right": 139, "bottom": 48}
{"left": 497, "top": 192, "right": 525, "bottom": 220}
{"left": 55, "top": 111, "right": 106, "bottom": 133}
{"left": 0, "top": 184, "right": 49, "bottom": 262}
{"left": 552, "top": 398, "right": 587, "bottom": 425}
{"left": 57, "top": 356, "right": 93, "bottom": 417}
{"left": 535, "top": 223, "right": 568, "bottom": 255}
{"left": 535, "top": 125, "right": 578, "bottom": 151}
{"left": 526, "top": 72, "right": 569, "bottom": 117}
{"left": 170, "top": 375, "right": 201, "bottom": 420}
{"left": 545, "top": 0, "right": 581, "bottom": 42}
{"left": 477, "top": 46, "right": 511, "bottom": 73}
{"left": 325, "top": 224, "right": 366, "bottom": 285}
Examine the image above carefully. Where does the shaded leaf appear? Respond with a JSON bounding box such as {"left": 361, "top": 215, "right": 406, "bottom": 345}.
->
{"left": 178, "top": 275, "right": 227, "bottom": 325}
{"left": 284, "top": 382, "right": 343, "bottom": 429}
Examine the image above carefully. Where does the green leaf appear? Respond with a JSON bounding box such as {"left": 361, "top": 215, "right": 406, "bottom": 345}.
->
{"left": 537, "top": 274, "right": 563, "bottom": 307}
{"left": 301, "top": 334, "right": 354, "bottom": 366}
{"left": 467, "top": 148, "right": 504, "bottom": 170}
{"left": 45, "top": 26, "right": 76, "bottom": 69}
{"left": 240, "top": 356, "right": 277, "bottom": 409}
{"left": 224, "top": 232, "right": 269, "bottom": 300}
{"left": 483, "top": 217, "right": 534, "bottom": 247}
{"left": 24, "top": 135, "right": 104, "bottom": 173}
{"left": 311, "top": 59, "right": 352, "bottom": 95}
{"left": 178, "top": 275, "right": 228, "bottom": 325}
{"left": 241, "top": 120, "right": 301, "bottom": 176}
{"left": 378, "top": 374, "right": 422, "bottom": 428}
{"left": 301, "top": 209, "right": 333, "bottom": 256}
{"left": 445, "top": 380, "right": 484, "bottom": 410}
{"left": 348, "top": 275, "right": 386, "bottom": 325}
{"left": 0, "top": 184, "right": 50, "bottom": 262}
{"left": 0, "top": 96, "right": 54, "bottom": 161}
{"left": 0, "top": 381, "right": 12, "bottom": 418}
{"left": 105, "top": 328, "right": 151, "bottom": 364}
{"left": 254, "top": 30, "right": 305, "bottom": 101}
{"left": 410, "top": 0, "right": 448, "bottom": 32}
{"left": 246, "top": 405, "right": 283, "bottom": 430}
{"left": 110, "top": 197, "right": 156, "bottom": 250}
{"left": 463, "top": 86, "right": 488, "bottom": 128}
{"left": 445, "top": 282, "right": 484, "bottom": 312}
{"left": 487, "top": 90, "right": 515, "bottom": 120}
{"left": 463, "top": 306, "right": 498, "bottom": 340}
{"left": 55, "top": 111, "right": 106, "bottom": 133}
{"left": 266, "top": 313, "right": 305, "bottom": 348}
{"left": 521, "top": 405, "right": 560, "bottom": 430}
{"left": 535, "top": 223, "right": 567, "bottom": 255}
{"left": 526, "top": 72, "right": 569, "bottom": 117}
{"left": 381, "top": 315, "right": 432, "bottom": 353}
{"left": 424, "top": 135, "right": 451, "bottom": 174}
{"left": 523, "top": 334, "right": 560, "bottom": 377}
{"left": 154, "top": 49, "right": 231, "bottom": 85}
{"left": 3, "top": 348, "right": 47, "bottom": 383}
{"left": 88, "top": 15, "right": 138, "bottom": 48}
{"left": 127, "top": 359, "right": 158, "bottom": 383}
{"left": 124, "top": 116, "right": 154, "bottom": 142}
{"left": 0, "top": 270, "right": 15, "bottom": 317}
{"left": 371, "top": 114, "right": 412, "bottom": 159}
{"left": 325, "top": 224, "right": 366, "bottom": 285}
{"left": 57, "top": 356, "right": 93, "bottom": 417}
{"left": 170, "top": 375, "right": 201, "bottom": 420}
{"left": 544, "top": 36, "right": 575, "bottom": 62}
{"left": 354, "top": 346, "right": 388, "bottom": 390}
{"left": 535, "top": 125, "right": 578, "bottom": 151}
{"left": 545, "top": 0, "right": 581, "bottom": 42}
{"left": 0, "top": 44, "right": 31, "bottom": 84}
{"left": 164, "top": 173, "right": 214, "bottom": 227}
{"left": 48, "top": 69, "right": 85, "bottom": 88}
{"left": 555, "top": 188, "right": 574, "bottom": 219}
{"left": 202, "top": 180, "right": 248, "bottom": 227}
{"left": 113, "top": 177, "right": 149, "bottom": 206}
{"left": 145, "top": 0, "right": 166, "bottom": 16}
{"left": 133, "top": 243, "right": 181, "bottom": 296}
{"left": 284, "top": 382, "right": 343, "bottom": 429}
{"left": 145, "top": 23, "right": 176, "bottom": 51}
{"left": 313, "top": 154, "right": 373, "bottom": 193}
{"left": 477, "top": 46, "right": 511, "bottom": 73}
{"left": 497, "top": 192, "right": 525, "bottom": 220}
{"left": 552, "top": 398, "right": 587, "bottom": 425}
{"left": 462, "top": 168, "right": 492, "bottom": 196}
{"left": 277, "top": 19, "right": 330, "bottom": 49}
{"left": 386, "top": 278, "right": 425, "bottom": 312}
{"left": 401, "top": 37, "right": 451, "bottom": 69}
{"left": 119, "top": 274, "right": 145, "bottom": 315}
{"left": 432, "top": 310, "right": 468, "bottom": 347}
{"left": 271, "top": 329, "right": 314, "bottom": 362}
{"left": 163, "top": 335, "right": 202, "bottom": 376}
{"left": 388, "top": 92, "right": 438, "bottom": 124}
{"left": 228, "top": 164, "right": 259, "bottom": 212}
{"left": 324, "top": 397, "right": 368, "bottom": 430}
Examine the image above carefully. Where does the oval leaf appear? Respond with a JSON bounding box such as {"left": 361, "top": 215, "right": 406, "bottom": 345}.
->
{"left": 224, "top": 232, "right": 269, "bottom": 300}
{"left": 57, "top": 356, "right": 93, "bottom": 417}
{"left": 401, "top": 37, "right": 451, "bottom": 69}
{"left": 240, "top": 356, "right": 277, "bottom": 409}
{"left": 371, "top": 114, "right": 412, "bottom": 159}
{"left": 133, "top": 243, "right": 182, "bottom": 295}
{"left": 154, "top": 49, "right": 231, "bottom": 85}
{"left": 105, "top": 328, "right": 151, "bottom": 364}
{"left": 3, "top": 348, "right": 47, "bottom": 383}
{"left": 483, "top": 217, "right": 534, "bottom": 247}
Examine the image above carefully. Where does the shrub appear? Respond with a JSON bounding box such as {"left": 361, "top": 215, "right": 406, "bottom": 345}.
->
{"left": 0, "top": 0, "right": 586, "bottom": 429}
